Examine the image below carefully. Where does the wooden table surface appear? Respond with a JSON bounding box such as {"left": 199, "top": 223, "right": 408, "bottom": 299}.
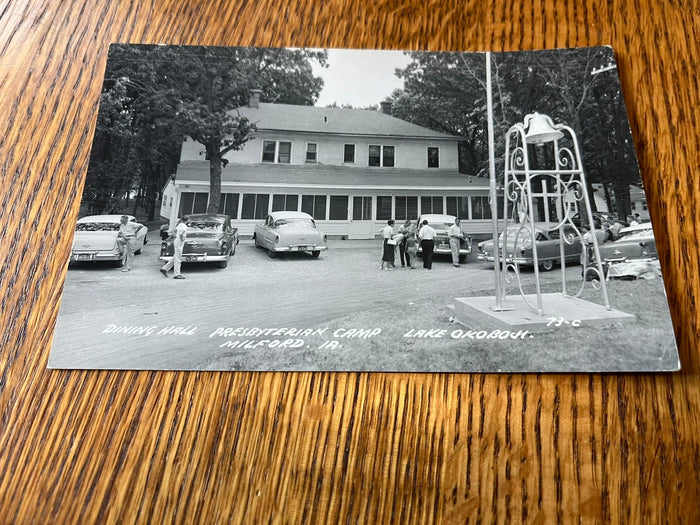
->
{"left": 1, "top": 1, "right": 699, "bottom": 523}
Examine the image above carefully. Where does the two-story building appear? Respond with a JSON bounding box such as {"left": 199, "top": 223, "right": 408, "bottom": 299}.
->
{"left": 161, "top": 93, "right": 493, "bottom": 239}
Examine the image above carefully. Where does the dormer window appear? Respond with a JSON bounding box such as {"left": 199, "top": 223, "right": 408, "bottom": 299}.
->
{"left": 262, "top": 140, "right": 292, "bottom": 163}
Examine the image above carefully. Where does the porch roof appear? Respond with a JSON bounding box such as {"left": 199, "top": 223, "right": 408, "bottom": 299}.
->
{"left": 174, "top": 161, "right": 490, "bottom": 191}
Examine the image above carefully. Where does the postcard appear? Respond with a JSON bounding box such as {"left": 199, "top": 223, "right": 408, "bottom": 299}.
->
{"left": 48, "top": 45, "right": 679, "bottom": 372}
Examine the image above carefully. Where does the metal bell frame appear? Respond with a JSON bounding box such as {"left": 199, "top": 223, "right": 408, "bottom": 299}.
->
{"left": 497, "top": 112, "right": 611, "bottom": 315}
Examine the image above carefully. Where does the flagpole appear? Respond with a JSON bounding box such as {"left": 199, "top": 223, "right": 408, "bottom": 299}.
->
{"left": 486, "top": 51, "right": 503, "bottom": 309}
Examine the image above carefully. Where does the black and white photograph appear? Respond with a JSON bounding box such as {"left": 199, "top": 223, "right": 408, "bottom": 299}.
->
{"left": 48, "top": 44, "right": 679, "bottom": 372}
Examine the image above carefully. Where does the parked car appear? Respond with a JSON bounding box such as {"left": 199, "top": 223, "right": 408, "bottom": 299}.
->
{"left": 70, "top": 215, "right": 148, "bottom": 267}
{"left": 477, "top": 222, "right": 581, "bottom": 271}
{"left": 160, "top": 214, "right": 238, "bottom": 268}
{"left": 594, "top": 223, "right": 657, "bottom": 266}
{"left": 415, "top": 214, "right": 471, "bottom": 263}
{"left": 253, "top": 211, "right": 327, "bottom": 258}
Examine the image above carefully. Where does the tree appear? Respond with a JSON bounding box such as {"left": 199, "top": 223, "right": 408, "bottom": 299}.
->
{"left": 391, "top": 52, "right": 516, "bottom": 177}
{"left": 144, "top": 45, "right": 328, "bottom": 213}
{"left": 390, "top": 48, "right": 642, "bottom": 218}
{"left": 88, "top": 45, "right": 328, "bottom": 216}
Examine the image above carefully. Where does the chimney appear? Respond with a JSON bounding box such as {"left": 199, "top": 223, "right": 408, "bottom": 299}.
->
{"left": 380, "top": 100, "right": 392, "bottom": 115}
{"left": 249, "top": 89, "right": 262, "bottom": 108}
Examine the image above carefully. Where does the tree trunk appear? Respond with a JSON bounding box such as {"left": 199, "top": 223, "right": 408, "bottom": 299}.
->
{"left": 206, "top": 141, "right": 222, "bottom": 214}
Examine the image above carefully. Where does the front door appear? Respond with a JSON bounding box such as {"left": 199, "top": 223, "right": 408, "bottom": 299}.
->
{"left": 348, "top": 196, "right": 374, "bottom": 239}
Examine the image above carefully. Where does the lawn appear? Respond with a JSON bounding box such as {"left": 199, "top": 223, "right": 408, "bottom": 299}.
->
{"left": 279, "top": 274, "right": 679, "bottom": 373}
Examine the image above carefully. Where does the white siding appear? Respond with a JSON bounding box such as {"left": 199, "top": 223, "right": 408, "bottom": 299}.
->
{"left": 181, "top": 133, "right": 460, "bottom": 171}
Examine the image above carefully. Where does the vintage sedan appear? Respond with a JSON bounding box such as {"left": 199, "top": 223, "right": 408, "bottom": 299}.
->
{"left": 253, "top": 211, "right": 327, "bottom": 258}
{"left": 70, "top": 215, "right": 148, "bottom": 267}
{"left": 160, "top": 214, "right": 239, "bottom": 268}
{"left": 416, "top": 214, "right": 471, "bottom": 263}
{"left": 594, "top": 224, "right": 657, "bottom": 265}
{"left": 477, "top": 222, "right": 582, "bottom": 271}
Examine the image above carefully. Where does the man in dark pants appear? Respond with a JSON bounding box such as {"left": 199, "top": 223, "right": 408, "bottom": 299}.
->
{"left": 418, "top": 219, "right": 436, "bottom": 269}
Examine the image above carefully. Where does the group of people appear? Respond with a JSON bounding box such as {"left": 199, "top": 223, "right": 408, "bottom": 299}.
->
{"left": 116, "top": 215, "right": 188, "bottom": 279}
{"left": 579, "top": 213, "right": 645, "bottom": 275}
{"left": 380, "top": 218, "right": 466, "bottom": 270}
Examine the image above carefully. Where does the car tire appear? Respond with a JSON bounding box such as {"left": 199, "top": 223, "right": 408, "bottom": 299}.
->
{"left": 254, "top": 235, "right": 262, "bottom": 249}
{"left": 219, "top": 258, "right": 228, "bottom": 269}
{"left": 268, "top": 250, "right": 277, "bottom": 258}
{"left": 541, "top": 260, "right": 554, "bottom": 271}
{"left": 311, "top": 250, "right": 320, "bottom": 258}
{"left": 459, "top": 255, "right": 467, "bottom": 264}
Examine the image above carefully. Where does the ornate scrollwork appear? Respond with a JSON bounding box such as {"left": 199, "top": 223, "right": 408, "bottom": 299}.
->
{"left": 556, "top": 147, "right": 577, "bottom": 170}
{"left": 510, "top": 145, "right": 526, "bottom": 169}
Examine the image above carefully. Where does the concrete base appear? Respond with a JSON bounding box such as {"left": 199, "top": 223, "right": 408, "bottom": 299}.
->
{"left": 453, "top": 293, "right": 636, "bottom": 330}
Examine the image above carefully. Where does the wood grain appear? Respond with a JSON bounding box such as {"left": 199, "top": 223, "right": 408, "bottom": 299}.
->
{"left": 1, "top": 0, "right": 699, "bottom": 522}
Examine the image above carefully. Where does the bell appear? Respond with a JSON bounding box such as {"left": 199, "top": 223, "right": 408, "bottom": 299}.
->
{"left": 524, "top": 112, "right": 564, "bottom": 144}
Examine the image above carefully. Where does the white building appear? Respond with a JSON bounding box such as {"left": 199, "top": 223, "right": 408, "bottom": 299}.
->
{"left": 162, "top": 94, "right": 493, "bottom": 238}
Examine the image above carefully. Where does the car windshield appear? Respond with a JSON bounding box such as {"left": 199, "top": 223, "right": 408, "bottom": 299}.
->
{"left": 274, "top": 218, "right": 315, "bottom": 228}
{"left": 76, "top": 222, "right": 120, "bottom": 232}
{"left": 501, "top": 228, "right": 533, "bottom": 240}
{"left": 187, "top": 221, "right": 223, "bottom": 232}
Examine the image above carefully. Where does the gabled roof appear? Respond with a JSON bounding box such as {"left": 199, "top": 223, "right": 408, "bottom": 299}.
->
{"left": 233, "top": 103, "right": 459, "bottom": 140}
{"left": 175, "top": 161, "right": 489, "bottom": 190}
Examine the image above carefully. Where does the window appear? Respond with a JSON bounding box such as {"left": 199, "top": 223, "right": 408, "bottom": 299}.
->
{"left": 179, "top": 192, "right": 209, "bottom": 216}
{"left": 369, "top": 145, "right": 381, "bottom": 166}
{"left": 353, "top": 197, "right": 372, "bottom": 220}
{"left": 471, "top": 196, "right": 492, "bottom": 219}
{"left": 344, "top": 144, "right": 355, "bottom": 163}
{"left": 301, "top": 195, "right": 327, "bottom": 220}
{"left": 376, "top": 196, "right": 392, "bottom": 220}
{"left": 241, "top": 193, "right": 269, "bottom": 219}
{"left": 382, "top": 146, "right": 395, "bottom": 167}
{"left": 446, "top": 196, "right": 469, "bottom": 219}
{"left": 306, "top": 143, "right": 317, "bottom": 163}
{"left": 420, "top": 196, "right": 443, "bottom": 214}
{"left": 262, "top": 140, "right": 292, "bottom": 163}
{"left": 329, "top": 196, "right": 349, "bottom": 220}
{"left": 262, "top": 141, "right": 276, "bottom": 163}
{"left": 272, "top": 194, "right": 298, "bottom": 211}
{"left": 428, "top": 147, "right": 440, "bottom": 168}
{"left": 394, "top": 196, "right": 418, "bottom": 221}
{"left": 368, "top": 145, "right": 395, "bottom": 167}
{"left": 277, "top": 141, "right": 291, "bottom": 163}
{"left": 218, "top": 193, "right": 240, "bottom": 219}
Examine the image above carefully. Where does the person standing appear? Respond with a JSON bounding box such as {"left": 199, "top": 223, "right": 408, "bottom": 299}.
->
{"left": 398, "top": 219, "right": 413, "bottom": 267}
{"left": 117, "top": 215, "right": 146, "bottom": 272}
{"left": 161, "top": 217, "right": 188, "bottom": 279}
{"left": 448, "top": 218, "right": 465, "bottom": 267}
{"left": 405, "top": 232, "right": 418, "bottom": 269}
{"left": 380, "top": 219, "right": 396, "bottom": 270}
{"left": 418, "top": 219, "right": 436, "bottom": 269}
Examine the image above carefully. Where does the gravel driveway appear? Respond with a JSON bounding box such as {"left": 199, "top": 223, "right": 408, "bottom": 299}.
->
{"left": 49, "top": 238, "right": 610, "bottom": 371}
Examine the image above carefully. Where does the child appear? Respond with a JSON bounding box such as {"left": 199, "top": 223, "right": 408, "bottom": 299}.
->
{"left": 405, "top": 232, "right": 418, "bottom": 269}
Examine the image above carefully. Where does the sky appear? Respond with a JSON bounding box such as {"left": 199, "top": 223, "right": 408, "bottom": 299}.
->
{"left": 310, "top": 49, "right": 413, "bottom": 108}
